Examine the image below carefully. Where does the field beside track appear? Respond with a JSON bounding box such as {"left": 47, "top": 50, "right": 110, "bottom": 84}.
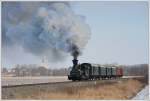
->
{"left": 2, "top": 77, "right": 147, "bottom": 100}
{"left": 2, "top": 76, "right": 68, "bottom": 86}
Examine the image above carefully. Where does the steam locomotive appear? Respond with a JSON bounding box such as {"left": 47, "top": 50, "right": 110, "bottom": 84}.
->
{"left": 68, "top": 59, "right": 123, "bottom": 81}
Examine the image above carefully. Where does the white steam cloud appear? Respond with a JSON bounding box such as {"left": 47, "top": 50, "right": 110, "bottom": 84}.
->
{"left": 2, "top": 2, "right": 91, "bottom": 62}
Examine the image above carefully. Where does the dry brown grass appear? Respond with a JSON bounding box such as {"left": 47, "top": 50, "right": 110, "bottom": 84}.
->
{"left": 10, "top": 79, "right": 145, "bottom": 100}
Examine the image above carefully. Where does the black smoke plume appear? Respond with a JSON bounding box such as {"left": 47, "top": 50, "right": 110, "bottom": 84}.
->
{"left": 2, "top": 2, "right": 91, "bottom": 62}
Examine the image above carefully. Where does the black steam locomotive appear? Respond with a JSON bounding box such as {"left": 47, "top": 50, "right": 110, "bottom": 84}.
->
{"left": 68, "top": 59, "right": 123, "bottom": 81}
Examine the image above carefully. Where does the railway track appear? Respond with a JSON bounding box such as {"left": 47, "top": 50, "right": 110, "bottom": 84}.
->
{"left": 2, "top": 76, "right": 144, "bottom": 88}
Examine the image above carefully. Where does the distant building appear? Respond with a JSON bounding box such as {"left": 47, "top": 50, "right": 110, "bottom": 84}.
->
{"left": 40, "top": 56, "right": 49, "bottom": 69}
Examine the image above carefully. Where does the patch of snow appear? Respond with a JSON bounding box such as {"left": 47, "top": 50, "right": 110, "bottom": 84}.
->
{"left": 132, "top": 86, "right": 149, "bottom": 100}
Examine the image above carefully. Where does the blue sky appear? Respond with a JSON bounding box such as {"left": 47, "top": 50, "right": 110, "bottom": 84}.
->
{"left": 2, "top": 1, "right": 149, "bottom": 68}
{"left": 73, "top": 1, "right": 148, "bottom": 65}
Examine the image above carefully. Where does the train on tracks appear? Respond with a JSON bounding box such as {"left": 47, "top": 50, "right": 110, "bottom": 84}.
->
{"left": 68, "top": 59, "right": 123, "bottom": 81}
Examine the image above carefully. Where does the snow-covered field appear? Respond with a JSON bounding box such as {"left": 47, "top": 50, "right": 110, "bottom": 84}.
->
{"left": 2, "top": 76, "right": 69, "bottom": 86}
{"left": 132, "top": 85, "right": 149, "bottom": 100}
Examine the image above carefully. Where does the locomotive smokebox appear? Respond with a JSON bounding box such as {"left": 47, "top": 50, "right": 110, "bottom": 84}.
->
{"left": 72, "top": 59, "right": 78, "bottom": 67}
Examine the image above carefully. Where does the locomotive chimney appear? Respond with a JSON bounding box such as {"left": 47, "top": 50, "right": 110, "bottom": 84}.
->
{"left": 72, "top": 56, "right": 78, "bottom": 67}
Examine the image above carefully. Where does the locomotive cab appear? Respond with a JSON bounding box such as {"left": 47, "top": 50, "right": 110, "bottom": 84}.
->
{"left": 80, "top": 63, "right": 91, "bottom": 80}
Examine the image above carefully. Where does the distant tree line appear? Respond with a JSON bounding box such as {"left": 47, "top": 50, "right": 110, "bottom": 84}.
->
{"left": 2, "top": 64, "right": 69, "bottom": 77}
{"left": 2, "top": 64, "right": 148, "bottom": 77}
{"left": 122, "top": 64, "right": 148, "bottom": 76}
